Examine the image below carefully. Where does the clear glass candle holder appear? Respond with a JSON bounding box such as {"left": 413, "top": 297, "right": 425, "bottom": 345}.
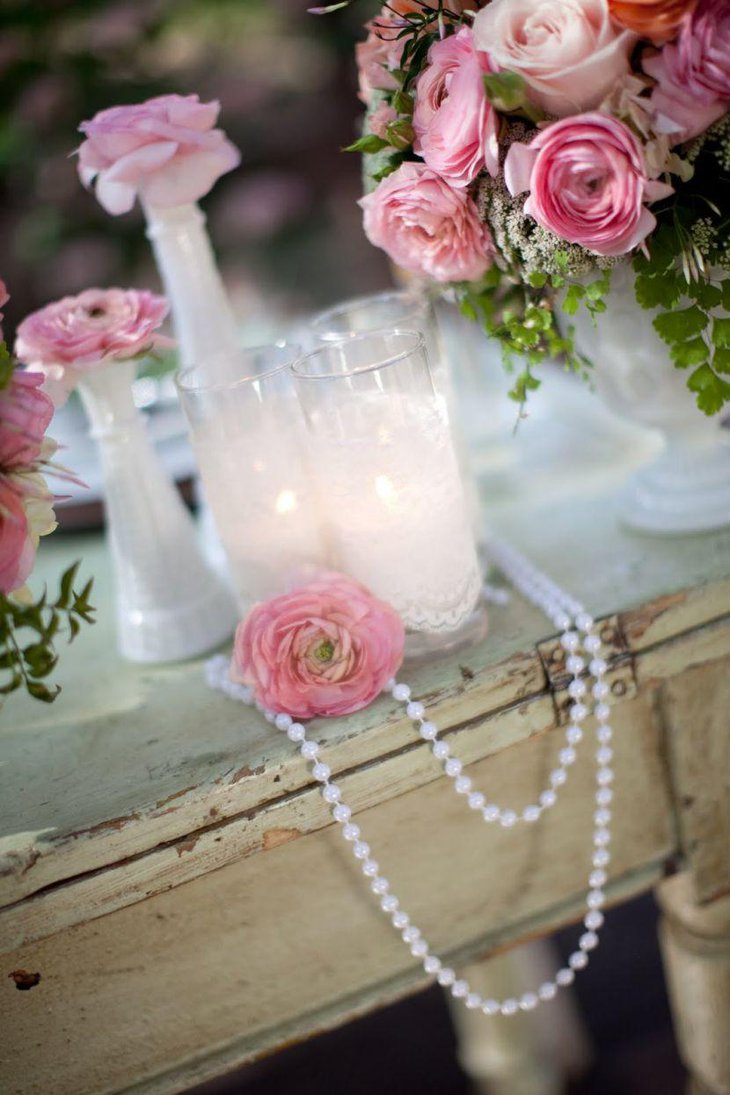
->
{"left": 292, "top": 330, "right": 487, "bottom": 658}
{"left": 309, "top": 289, "right": 482, "bottom": 536}
{"left": 177, "top": 345, "right": 327, "bottom": 613}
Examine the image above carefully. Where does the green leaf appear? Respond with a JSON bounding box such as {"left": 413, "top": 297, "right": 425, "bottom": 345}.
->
{"left": 712, "top": 317, "right": 730, "bottom": 349}
{"left": 687, "top": 363, "right": 730, "bottom": 415}
{"left": 482, "top": 70, "right": 527, "bottom": 112}
{"left": 384, "top": 119, "right": 414, "bottom": 150}
{"left": 26, "top": 681, "right": 61, "bottom": 703}
{"left": 713, "top": 347, "right": 730, "bottom": 374}
{"left": 57, "top": 561, "right": 80, "bottom": 610}
{"left": 634, "top": 272, "right": 681, "bottom": 310}
{"left": 343, "top": 133, "right": 389, "bottom": 155}
{"left": 392, "top": 90, "right": 414, "bottom": 116}
{"left": 671, "top": 337, "right": 708, "bottom": 369}
{"left": 0, "top": 344, "right": 13, "bottom": 390}
{"left": 562, "top": 284, "right": 585, "bottom": 316}
{"left": 528, "top": 272, "right": 547, "bottom": 289}
{"left": 687, "top": 282, "right": 722, "bottom": 309}
{"left": 653, "top": 305, "right": 707, "bottom": 344}
{"left": 721, "top": 280, "right": 730, "bottom": 311}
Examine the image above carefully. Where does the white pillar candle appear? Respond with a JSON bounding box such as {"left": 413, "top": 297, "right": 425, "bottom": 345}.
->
{"left": 292, "top": 331, "right": 486, "bottom": 656}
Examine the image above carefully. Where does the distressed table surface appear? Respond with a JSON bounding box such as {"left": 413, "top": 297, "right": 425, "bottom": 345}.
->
{"left": 1, "top": 374, "right": 729, "bottom": 1095}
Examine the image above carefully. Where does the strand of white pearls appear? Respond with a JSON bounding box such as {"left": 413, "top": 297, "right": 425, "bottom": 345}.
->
{"left": 205, "top": 538, "right": 614, "bottom": 1017}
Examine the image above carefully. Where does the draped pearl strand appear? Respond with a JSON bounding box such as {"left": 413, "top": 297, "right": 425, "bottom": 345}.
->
{"left": 206, "top": 536, "right": 613, "bottom": 1016}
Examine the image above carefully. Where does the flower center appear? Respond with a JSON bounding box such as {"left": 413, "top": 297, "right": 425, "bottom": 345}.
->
{"left": 314, "top": 638, "right": 335, "bottom": 663}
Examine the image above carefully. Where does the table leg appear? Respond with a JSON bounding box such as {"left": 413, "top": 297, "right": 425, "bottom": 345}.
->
{"left": 447, "top": 940, "right": 592, "bottom": 1095}
{"left": 656, "top": 873, "right": 730, "bottom": 1095}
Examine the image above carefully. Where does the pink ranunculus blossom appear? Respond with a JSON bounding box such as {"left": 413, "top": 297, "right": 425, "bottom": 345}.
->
{"left": 0, "top": 477, "right": 34, "bottom": 596}
{"left": 360, "top": 162, "right": 495, "bottom": 283}
{"left": 472, "top": 0, "right": 637, "bottom": 119}
{"left": 368, "top": 100, "right": 398, "bottom": 140}
{"left": 413, "top": 27, "right": 499, "bottom": 188}
{"left": 232, "top": 571, "right": 405, "bottom": 719}
{"left": 504, "top": 112, "right": 674, "bottom": 257}
{"left": 0, "top": 279, "right": 8, "bottom": 343}
{"left": 0, "top": 370, "right": 54, "bottom": 470}
{"left": 643, "top": 0, "right": 730, "bottom": 142}
{"left": 77, "top": 94, "right": 241, "bottom": 215}
{"left": 15, "top": 288, "right": 173, "bottom": 405}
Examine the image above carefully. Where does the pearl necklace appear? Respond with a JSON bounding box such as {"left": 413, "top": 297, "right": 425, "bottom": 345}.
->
{"left": 205, "top": 535, "right": 613, "bottom": 1017}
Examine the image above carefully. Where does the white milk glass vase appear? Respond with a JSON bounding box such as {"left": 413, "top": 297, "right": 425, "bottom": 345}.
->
{"left": 570, "top": 262, "right": 730, "bottom": 534}
{"left": 143, "top": 201, "right": 239, "bottom": 368}
{"left": 292, "top": 330, "right": 487, "bottom": 658}
{"left": 77, "top": 360, "right": 236, "bottom": 662}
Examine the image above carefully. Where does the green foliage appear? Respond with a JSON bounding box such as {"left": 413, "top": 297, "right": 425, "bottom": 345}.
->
{"left": 344, "top": 134, "right": 389, "bottom": 155}
{"left": 482, "top": 71, "right": 543, "bottom": 122}
{"left": 457, "top": 265, "right": 608, "bottom": 417}
{"left": 0, "top": 562, "right": 95, "bottom": 706}
{"left": 0, "top": 343, "right": 13, "bottom": 390}
{"left": 632, "top": 211, "right": 730, "bottom": 416}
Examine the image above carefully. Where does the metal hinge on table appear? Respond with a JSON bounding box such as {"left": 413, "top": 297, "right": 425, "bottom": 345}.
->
{"left": 536, "top": 614, "right": 638, "bottom": 725}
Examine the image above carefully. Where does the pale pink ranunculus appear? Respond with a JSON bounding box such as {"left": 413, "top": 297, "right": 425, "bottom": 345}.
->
{"left": 413, "top": 28, "right": 499, "bottom": 188}
{"left": 232, "top": 571, "right": 405, "bottom": 719}
{"left": 15, "top": 288, "right": 173, "bottom": 404}
{"left": 505, "top": 112, "right": 674, "bottom": 257}
{"left": 472, "top": 0, "right": 637, "bottom": 118}
{"left": 360, "top": 162, "right": 494, "bottom": 283}
{"left": 0, "top": 476, "right": 34, "bottom": 595}
{"left": 0, "top": 370, "right": 54, "bottom": 470}
{"left": 0, "top": 279, "right": 8, "bottom": 343}
{"left": 643, "top": 0, "right": 730, "bottom": 142}
{"left": 77, "top": 94, "right": 241, "bottom": 215}
{"left": 368, "top": 100, "right": 398, "bottom": 140}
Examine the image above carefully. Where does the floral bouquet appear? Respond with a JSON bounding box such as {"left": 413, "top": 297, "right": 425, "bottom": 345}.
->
{"left": 0, "top": 282, "right": 95, "bottom": 705}
{"left": 325, "top": 0, "right": 730, "bottom": 415}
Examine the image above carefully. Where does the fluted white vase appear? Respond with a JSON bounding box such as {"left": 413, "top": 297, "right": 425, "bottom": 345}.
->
{"left": 78, "top": 360, "right": 236, "bottom": 662}
{"left": 570, "top": 263, "right": 730, "bottom": 534}
{"left": 143, "top": 201, "right": 239, "bottom": 367}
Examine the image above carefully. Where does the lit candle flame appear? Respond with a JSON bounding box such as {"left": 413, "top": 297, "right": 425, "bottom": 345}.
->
{"left": 374, "top": 474, "right": 398, "bottom": 509}
{"left": 275, "top": 489, "right": 298, "bottom": 515}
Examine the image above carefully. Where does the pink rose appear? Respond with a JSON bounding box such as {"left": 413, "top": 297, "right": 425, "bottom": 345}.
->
{"left": 0, "top": 370, "right": 54, "bottom": 470}
{"left": 505, "top": 112, "right": 674, "bottom": 257}
{"left": 0, "top": 477, "right": 34, "bottom": 595}
{"left": 77, "top": 94, "right": 241, "bottom": 215}
{"left": 360, "top": 162, "right": 494, "bottom": 283}
{"left": 232, "top": 571, "right": 405, "bottom": 719}
{"left": 0, "top": 279, "right": 8, "bottom": 343}
{"left": 643, "top": 0, "right": 730, "bottom": 142}
{"left": 413, "top": 28, "right": 499, "bottom": 188}
{"left": 15, "top": 288, "right": 173, "bottom": 404}
{"left": 356, "top": 1, "right": 478, "bottom": 105}
{"left": 368, "top": 100, "right": 398, "bottom": 140}
{"left": 472, "top": 0, "right": 636, "bottom": 118}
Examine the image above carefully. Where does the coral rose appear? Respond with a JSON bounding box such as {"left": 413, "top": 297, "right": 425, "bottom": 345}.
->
{"left": 0, "top": 477, "right": 34, "bottom": 595}
{"left": 15, "top": 288, "right": 172, "bottom": 405}
{"left": 505, "top": 112, "right": 674, "bottom": 256}
{"left": 472, "top": 0, "right": 636, "bottom": 118}
{"left": 0, "top": 370, "right": 54, "bottom": 470}
{"left": 360, "top": 162, "right": 494, "bottom": 283}
{"left": 77, "top": 94, "right": 241, "bottom": 215}
{"left": 643, "top": 0, "right": 730, "bottom": 141}
{"left": 609, "top": 0, "right": 697, "bottom": 42}
{"left": 413, "top": 27, "right": 499, "bottom": 187}
{"left": 232, "top": 571, "right": 405, "bottom": 719}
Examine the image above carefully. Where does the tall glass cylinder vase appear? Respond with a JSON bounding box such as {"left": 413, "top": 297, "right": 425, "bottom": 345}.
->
{"left": 77, "top": 360, "right": 236, "bottom": 662}
{"left": 176, "top": 345, "right": 328, "bottom": 613}
{"left": 292, "top": 330, "right": 487, "bottom": 658}
{"left": 143, "top": 201, "right": 239, "bottom": 368}
{"left": 309, "top": 290, "right": 483, "bottom": 536}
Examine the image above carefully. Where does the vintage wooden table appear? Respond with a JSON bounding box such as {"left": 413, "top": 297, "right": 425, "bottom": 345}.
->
{"left": 1, "top": 377, "right": 729, "bottom": 1095}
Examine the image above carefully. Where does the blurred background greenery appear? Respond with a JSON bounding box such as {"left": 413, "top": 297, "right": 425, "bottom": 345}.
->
{"left": 0, "top": 0, "right": 388, "bottom": 342}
